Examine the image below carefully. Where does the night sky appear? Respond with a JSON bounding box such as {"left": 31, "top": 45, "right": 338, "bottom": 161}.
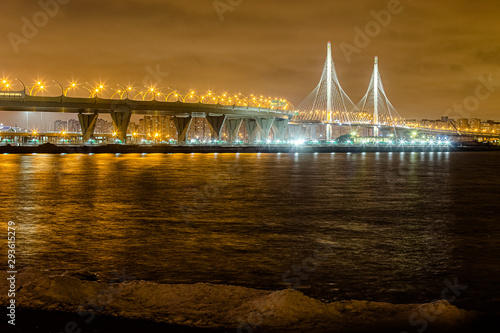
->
{"left": 1, "top": 0, "right": 499, "bottom": 128}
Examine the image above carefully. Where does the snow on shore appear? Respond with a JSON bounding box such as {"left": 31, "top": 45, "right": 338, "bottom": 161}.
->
{"left": 1, "top": 270, "right": 479, "bottom": 332}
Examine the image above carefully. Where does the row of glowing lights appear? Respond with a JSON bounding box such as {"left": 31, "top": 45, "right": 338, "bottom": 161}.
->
{"left": 294, "top": 131, "right": 452, "bottom": 146}
{"left": 406, "top": 122, "right": 497, "bottom": 134}
{"left": 30, "top": 130, "right": 249, "bottom": 139}
{"left": 302, "top": 110, "right": 498, "bottom": 134}
{"left": 303, "top": 110, "right": 405, "bottom": 123}
{"left": 21, "top": 136, "right": 453, "bottom": 146}
{"left": 0, "top": 78, "right": 291, "bottom": 110}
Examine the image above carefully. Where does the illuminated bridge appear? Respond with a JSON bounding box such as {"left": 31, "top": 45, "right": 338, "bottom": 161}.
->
{"left": 294, "top": 42, "right": 408, "bottom": 139}
{"left": 0, "top": 82, "right": 292, "bottom": 143}
{"left": 290, "top": 42, "right": 498, "bottom": 143}
{"left": 1, "top": 43, "right": 497, "bottom": 145}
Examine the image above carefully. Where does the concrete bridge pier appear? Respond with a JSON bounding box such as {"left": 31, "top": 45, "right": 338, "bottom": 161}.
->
{"left": 110, "top": 108, "right": 132, "bottom": 143}
{"left": 307, "top": 124, "right": 317, "bottom": 141}
{"left": 326, "top": 124, "right": 332, "bottom": 141}
{"left": 256, "top": 118, "right": 274, "bottom": 142}
{"left": 272, "top": 118, "right": 288, "bottom": 142}
{"left": 173, "top": 116, "right": 193, "bottom": 143}
{"left": 78, "top": 112, "right": 98, "bottom": 142}
{"left": 226, "top": 118, "right": 243, "bottom": 143}
{"left": 288, "top": 124, "right": 304, "bottom": 141}
{"left": 244, "top": 118, "right": 261, "bottom": 143}
{"left": 206, "top": 115, "right": 226, "bottom": 141}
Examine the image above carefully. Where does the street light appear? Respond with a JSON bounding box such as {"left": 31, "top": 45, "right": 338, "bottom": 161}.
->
{"left": 52, "top": 80, "right": 78, "bottom": 96}
{"left": 33, "top": 84, "right": 46, "bottom": 96}
{"left": 24, "top": 79, "right": 45, "bottom": 96}
{"left": 148, "top": 87, "right": 157, "bottom": 101}
{"left": 111, "top": 88, "right": 127, "bottom": 99}
{"left": 85, "top": 82, "right": 105, "bottom": 98}
{"left": 133, "top": 88, "right": 148, "bottom": 101}
{"left": 1, "top": 79, "right": 11, "bottom": 91}
{"left": 182, "top": 90, "right": 198, "bottom": 103}
{"left": 115, "top": 84, "right": 130, "bottom": 99}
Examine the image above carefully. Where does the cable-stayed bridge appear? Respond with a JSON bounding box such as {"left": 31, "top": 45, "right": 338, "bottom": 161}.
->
{"left": 297, "top": 42, "right": 359, "bottom": 124}
{"left": 357, "top": 56, "right": 403, "bottom": 136}
{"left": 0, "top": 43, "right": 497, "bottom": 144}
{"left": 293, "top": 43, "right": 497, "bottom": 143}
{"left": 295, "top": 42, "right": 408, "bottom": 138}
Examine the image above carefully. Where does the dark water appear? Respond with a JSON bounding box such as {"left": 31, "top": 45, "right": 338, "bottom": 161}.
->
{"left": 1, "top": 152, "right": 499, "bottom": 313}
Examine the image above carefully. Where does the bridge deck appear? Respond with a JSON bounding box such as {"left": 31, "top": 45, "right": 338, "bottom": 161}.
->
{"left": 0, "top": 94, "right": 291, "bottom": 119}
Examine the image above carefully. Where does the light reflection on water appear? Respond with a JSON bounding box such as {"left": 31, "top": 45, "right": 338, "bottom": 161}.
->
{"left": 0, "top": 152, "right": 499, "bottom": 312}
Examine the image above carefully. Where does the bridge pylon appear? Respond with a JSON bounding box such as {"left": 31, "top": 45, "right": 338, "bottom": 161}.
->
{"left": 110, "top": 108, "right": 132, "bottom": 143}
{"left": 296, "top": 42, "right": 358, "bottom": 125}
{"left": 173, "top": 116, "right": 193, "bottom": 143}
{"left": 206, "top": 115, "right": 226, "bottom": 141}
{"left": 357, "top": 56, "right": 402, "bottom": 136}
{"left": 272, "top": 118, "right": 288, "bottom": 142}
{"left": 244, "top": 118, "right": 261, "bottom": 143}
{"left": 255, "top": 118, "right": 274, "bottom": 142}
{"left": 226, "top": 118, "right": 243, "bottom": 143}
{"left": 78, "top": 112, "right": 98, "bottom": 142}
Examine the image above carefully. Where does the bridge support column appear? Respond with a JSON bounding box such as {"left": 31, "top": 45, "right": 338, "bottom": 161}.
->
{"left": 206, "top": 115, "right": 226, "bottom": 141}
{"left": 244, "top": 118, "right": 260, "bottom": 143}
{"left": 272, "top": 119, "right": 289, "bottom": 142}
{"left": 173, "top": 116, "right": 193, "bottom": 143}
{"left": 226, "top": 118, "right": 243, "bottom": 143}
{"left": 110, "top": 108, "right": 132, "bottom": 143}
{"left": 78, "top": 113, "right": 98, "bottom": 142}
{"left": 255, "top": 118, "right": 274, "bottom": 142}
{"left": 326, "top": 124, "right": 332, "bottom": 141}
{"left": 308, "top": 124, "right": 317, "bottom": 141}
{"left": 289, "top": 124, "right": 304, "bottom": 141}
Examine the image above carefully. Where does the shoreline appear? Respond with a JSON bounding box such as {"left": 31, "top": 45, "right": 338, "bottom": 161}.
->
{"left": 9, "top": 308, "right": 498, "bottom": 333}
{"left": 1, "top": 143, "right": 499, "bottom": 154}
{"left": 1, "top": 270, "right": 496, "bottom": 333}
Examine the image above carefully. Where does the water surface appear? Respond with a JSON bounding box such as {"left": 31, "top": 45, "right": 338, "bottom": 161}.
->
{"left": 1, "top": 152, "right": 499, "bottom": 313}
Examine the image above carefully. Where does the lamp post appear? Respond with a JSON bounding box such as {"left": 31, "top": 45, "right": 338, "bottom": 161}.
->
{"left": 111, "top": 88, "right": 126, "bottom": 99}
{"left": 133, "top": 88, "right": 147, "bottom": 101}
{"left": 1, "top": 79, "right": 12, "bottom": 91}
{"left": 116, "top": 84, "right": 131, "bottom": 99}
{"left": 85, "top": 82, "right": 104, "bottom": 98}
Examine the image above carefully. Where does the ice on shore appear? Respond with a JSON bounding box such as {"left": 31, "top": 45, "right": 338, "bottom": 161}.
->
{"left": 1, "top": 270, "right": 479, "bottom": 332}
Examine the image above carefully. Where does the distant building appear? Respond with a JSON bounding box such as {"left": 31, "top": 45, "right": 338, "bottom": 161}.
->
{"left": 486, "top": 120, "right": 500, "bottom": 132}
{"left": 457, "top": 118, "right": 469, "bottom": 130}
{"left": 95, "top": 119, "right": 113, "bottom": 134}
{"left": 138, "top": 116, "right": 177, "bottom": 140}
{"left": 54, "top": 120, "right": 67, "bottom": 132}
{"left": 127, "top": 122, "right": 139, "bottom": 135}
{"left": 480, "top": 121, "right": 492, "bottom": 133}
{"left": 67, "top": 119, "right": 81, "bottom": 133}
{"left": 188, "top": 118, "right": 212, "bottom": 141}
{"left": 470, "top": 118, "right": 481, "bottom": 130}
{"left": 421, "top": 119, "right": 436, "bottom": 127}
